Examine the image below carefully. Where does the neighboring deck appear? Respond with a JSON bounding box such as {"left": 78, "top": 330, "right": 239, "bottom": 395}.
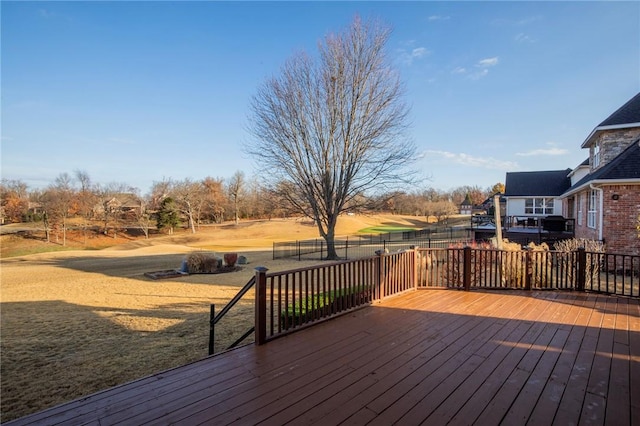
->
{"left": 9, "top": 289, "right": 640, "bottom": 425}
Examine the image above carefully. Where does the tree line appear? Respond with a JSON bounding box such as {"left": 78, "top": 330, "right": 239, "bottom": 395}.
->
{"left": 0, "top": 172, "right": 503, "bottom": 244}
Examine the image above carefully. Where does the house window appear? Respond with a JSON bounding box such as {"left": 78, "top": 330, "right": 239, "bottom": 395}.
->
{"left": 587, "top": 190, "right": 597, "bottom": 229}
{"left": 593, "top": 143, "right": 601, "bottom": 168}
{"left": 524, "top": 198, "right": 555, "bottom": 215}
{"left": 577, "top": 194, "right": 583, "bottom": 226}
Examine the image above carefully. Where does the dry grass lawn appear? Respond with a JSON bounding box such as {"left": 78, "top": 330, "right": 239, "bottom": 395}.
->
{"left": 0, "top": 214, "right": 431, "bottom": 422}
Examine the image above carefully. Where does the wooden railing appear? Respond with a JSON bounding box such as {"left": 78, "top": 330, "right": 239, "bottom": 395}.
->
{"left": 416, "top": 247, "right": 639, "bottom": 296}
{"left": 251, "top": 247, "right": 639, "bottom": 346}
{"left": 254, "top": 251, "right": 416, "bottom": 344}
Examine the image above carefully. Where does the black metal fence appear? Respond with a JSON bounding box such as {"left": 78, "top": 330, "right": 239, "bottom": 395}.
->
{"left": 273, "top": 227, "right": 472, "bottom": 260}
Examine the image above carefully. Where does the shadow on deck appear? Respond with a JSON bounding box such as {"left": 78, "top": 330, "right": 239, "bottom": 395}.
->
{"left": 7, "top": 289, "right": 640, "bottom": 425}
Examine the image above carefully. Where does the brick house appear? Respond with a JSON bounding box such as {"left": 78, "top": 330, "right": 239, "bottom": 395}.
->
{"left": 561, "top": 92, "right": 640, "bottom": 255}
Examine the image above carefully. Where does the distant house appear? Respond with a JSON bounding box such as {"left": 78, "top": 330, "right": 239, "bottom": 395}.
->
{"left": 459, "top": 194, "right": 473, "bottom": 215}
{"left": 503, "top": 169, "right": 572, "bottom": 226}
{"left": 94, "top": 193, "right": 142, "bottom": 218}
{"left": 560, "top": 92, "right": 640, "bottom": 255}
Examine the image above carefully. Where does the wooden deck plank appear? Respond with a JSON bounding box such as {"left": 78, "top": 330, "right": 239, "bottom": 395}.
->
{"left": 422, "top": 299, "right": 566, "bottom": 425}
{"left": 6, "top": 290, "right": 638, "bottom": 426}
{"left": 524, "top": 293, "right": 598, "bottom": 425}
{"left": 463, "top": 295, "right": 572, "bottom": 425}
{"left": 167, "top": 290, "right": 475, "bottom": 425}
{"left": 366, "top": 294, "right": 550, "bottom": 425}
{"left": 552, "top": 294, "right": 606, "bottom": 425}
{"left": 406, "top": 294, "right": 568, "bottom": 425}
{"left": 327, "top": 292, "right": 544, "bottom": 422}
{"left": 494, "top": 295, "right": 580, "bottom": 425}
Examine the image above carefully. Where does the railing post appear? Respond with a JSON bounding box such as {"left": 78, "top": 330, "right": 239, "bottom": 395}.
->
{"left": 463, "top": 246, "right": 471, "bottom": 291}
{"left": 345, "top": 236, "right": 349, "bottom": 260}
{"left": 576, "top": 247, "right": 586, "bottom": 291}
{"left": 254, "top": 266, "right": 269, "bottom": 345}
{"left": 375, "top": 250, "right": 386, "bottom": 299}
{"left": 208, "top": 304, "right": 215, "bottom": 355}
{"left": 523, "top": 247, "right": 532, "bottom": 290}
{"left": 410, "top": 246, "right": 418, "bottom": 290}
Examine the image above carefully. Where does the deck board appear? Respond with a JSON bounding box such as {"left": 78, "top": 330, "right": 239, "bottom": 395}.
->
{"left": 7, "top": 290, "right": 639, "bottom": 426}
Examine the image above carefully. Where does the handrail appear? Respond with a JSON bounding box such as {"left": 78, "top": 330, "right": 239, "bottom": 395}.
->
{"left": 209, "top": 276, "right": 256, "bottom": 354}
{"left": 212, "top": 276, "right": 256, "bottom": 325}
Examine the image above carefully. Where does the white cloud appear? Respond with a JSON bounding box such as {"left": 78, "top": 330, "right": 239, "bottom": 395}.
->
{"left": 515, "top": 33, "right": 535, "bottom": 43}
{"left": 398, "top": 45, "right": 430, "bottom": 66}
{"left": 412, "top": 47, "right": 428, "bottom": 58}
{"left": 451, "top": 67, "right": 466, "bottom": 74}
{"left": 422, "top": 150, "right": 518, "bottom": 170}
{"left": 516, "top": 147, "right": 569, "bottom": 157}
{"left": 428, "top": 15, "right": 450, "bottom": 21}
{"left": 476, "top": 57, "right": 499, "bottom": 68}
{"left": 469, "top": 69, "right": 489, "bottom": 80}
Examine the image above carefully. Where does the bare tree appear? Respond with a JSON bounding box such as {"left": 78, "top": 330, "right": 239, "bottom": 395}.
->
{"left": 42, "top": 173, "right": 76, "bottom": 246}
{"left": 132, "top": 192, "right": 152, "bottom": 239}
{"left": 227, "top": 171, "right": 244, "bottom": 225}
{"left": 201, "top": 177, "right": 226, "bottom": 224}
{"left": 95, "top": 182, "right": 132, "bottom": 237}
{"left": 172, "top": 178, "right": 203, "bottom": 234}
{"left": 247, "top": 16, "right": 415, "bottom": 259}
{"left": 74, "top": 170, "right": 97, "bottom": 244}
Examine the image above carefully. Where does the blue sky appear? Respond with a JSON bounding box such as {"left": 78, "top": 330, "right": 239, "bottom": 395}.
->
{"left": 2, "top": 1, "right": 639, "bottom": 195}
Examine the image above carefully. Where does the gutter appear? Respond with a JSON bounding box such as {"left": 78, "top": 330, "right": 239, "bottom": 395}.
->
{"left": 581, "top": 122, "right": 640, "bottom": 148}
{"left": 590, "top": 183, "right": 604, "bottom": 241}
{"left": 560, "top": 178, "right": 640, "bottom": 198}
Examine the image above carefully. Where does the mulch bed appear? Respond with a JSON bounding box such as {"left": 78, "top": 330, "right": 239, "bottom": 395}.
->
{"left": 144, "top": 266, "right": 243, "bottom": 280}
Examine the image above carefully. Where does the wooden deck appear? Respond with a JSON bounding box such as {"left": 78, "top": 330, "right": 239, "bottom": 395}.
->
{"left": 8, "top": 290, "right": 640, "bottom": 425}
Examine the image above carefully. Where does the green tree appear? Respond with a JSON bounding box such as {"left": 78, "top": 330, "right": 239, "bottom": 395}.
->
{"left": 156, "top": 197, "right": 179, "bottom": 235}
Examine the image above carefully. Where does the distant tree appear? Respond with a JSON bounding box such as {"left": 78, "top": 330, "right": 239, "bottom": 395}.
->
{"left": 42, "top": 173, "right": 76, "bottom": 245}
{"left": 0, "top": 179, "right": 29, "bottom": 223}
{"left": 95, "top": 182, "right": 133, "bottom": 237}
{"left": 433, "top": 200, "right": 458, "bottom": 223}
{"left": 490, "top": 182, "right": 505, "bottom": 195}
{"left": 227, "top": 171, "right": 245, "bottom": 225}
{"left": 450, "top": 185, "right": 485, "bottom": 206}
{"left": 132, "top": 193, "right": 152, "bottom": 239}
{"left": 148, "top": 178, "right": 173, "bottom": 212}
{"left": 247, "top": 16, "right": 415, "bottom": 259}
{"left": 201, "top": 177, "right": 226, "bottom": 224}
{"left": 156, "top": 197, "right": 179, "bottom": 234}
{"left": 172, "top": 178, "right": 203, "bottom": 234}
{"left": 74, "top": 170, "right": 97, "bottom": 244}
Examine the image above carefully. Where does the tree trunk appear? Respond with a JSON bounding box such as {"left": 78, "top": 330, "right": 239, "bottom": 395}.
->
{"left": 188, "top": 212, "right": 196, "bottom": 234}
{"left": 324, "top": 235, "right": 339, "bottom": 260}
{"left": 320, "top": 214, "right": 340, "bottom": 260}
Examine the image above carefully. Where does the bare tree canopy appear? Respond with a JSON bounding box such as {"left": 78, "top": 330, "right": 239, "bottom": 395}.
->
{"left": 247, "top": 16, "right": 416, "bottom": 259}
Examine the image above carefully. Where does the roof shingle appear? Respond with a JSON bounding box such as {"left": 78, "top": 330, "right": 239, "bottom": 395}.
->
{"left": 598, "top": 92, "right": 640, "bottom": 127}
{"left": 504, "top": 169, "right": 572, "bottom": 197}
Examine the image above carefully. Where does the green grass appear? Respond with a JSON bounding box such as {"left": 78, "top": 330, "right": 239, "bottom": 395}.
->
{"left": 283, "top": 285, "right": 367, "bottom": 318}
{"left": 357, "top": 225, "right": 417, "bottom": 234}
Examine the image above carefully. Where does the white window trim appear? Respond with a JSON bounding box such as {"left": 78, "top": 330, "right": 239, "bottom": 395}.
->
{"left": 593, "top": 143, "right": 601, "bottom": 168}
{"left": 587, "top": 190, "right": 597, "bottom": 229}
{"left": 577, "top": 194, "right": 583, "bottom": 226}
{"left": 524, "top": 197, "right": 555, "bottom": 216}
